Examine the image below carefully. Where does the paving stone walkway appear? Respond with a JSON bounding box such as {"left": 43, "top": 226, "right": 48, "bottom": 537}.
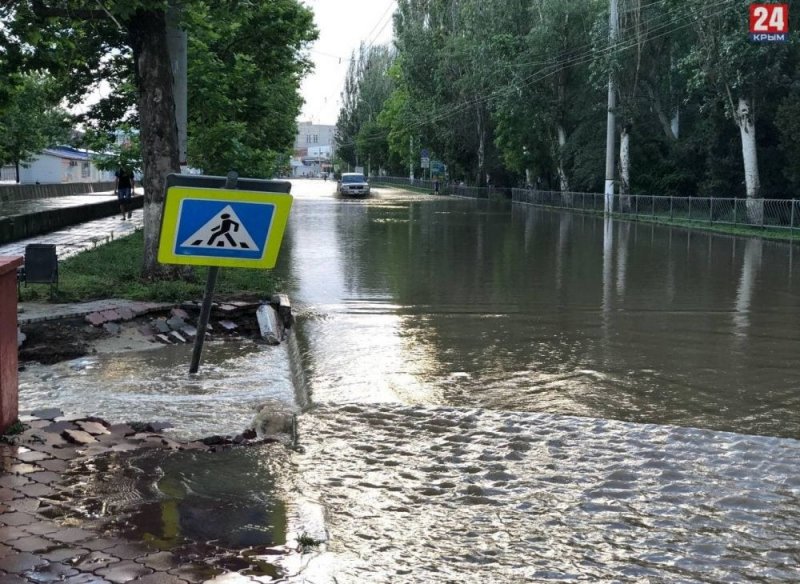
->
{"left": 0, "top": 209, "right": 143, "bottom": 262}
{"left": 18, "top": 299, "right": 171, "bottom": 325}
{"left": 0, "top": 409, "right": 292, "bottom": 583}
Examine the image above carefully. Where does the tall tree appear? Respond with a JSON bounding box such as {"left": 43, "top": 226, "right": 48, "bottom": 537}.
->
{"left": 0, "top": 0, "right": 315, "bottom": 276}
{"left": 335, "top": 44, "right": 394, "bottom": 173}
{"left": 186, "top": 0, "right": 315, "bottom": 177}
{"left": 0, "top": 73, "right": 71, "bottom": 182}
{"left": 678, "top": 0, "right": 794, "bottom": 214}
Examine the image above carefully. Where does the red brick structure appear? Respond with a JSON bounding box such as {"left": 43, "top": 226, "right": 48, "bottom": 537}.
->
{"left": 0, "top": 255, "right": 23, "bottom": 432}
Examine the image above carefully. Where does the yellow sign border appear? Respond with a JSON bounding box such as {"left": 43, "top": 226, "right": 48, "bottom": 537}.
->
{"left": 157, "top": 186, "right": 293, "bottom": 269}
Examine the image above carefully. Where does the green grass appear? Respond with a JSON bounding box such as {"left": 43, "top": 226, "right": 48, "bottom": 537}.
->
{"left": 20, "top": 230, "right": 283, "bottom": 303}
{"left": 568, "top": 207, "right": 800, "bottom": 242}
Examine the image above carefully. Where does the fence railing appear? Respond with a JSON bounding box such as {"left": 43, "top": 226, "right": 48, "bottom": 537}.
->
{"left": 370, "top": 178, "right": 799, "bottom": 234}
{"left": 511, "top": 189, "right": 800, "bottom": 234}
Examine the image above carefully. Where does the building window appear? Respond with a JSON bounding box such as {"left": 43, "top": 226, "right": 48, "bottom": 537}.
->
{"left": 81, "top": 162, "right": 90, "bottom": 178}
{"left": 306, "top": 135, "right": 311, "bottom": 144}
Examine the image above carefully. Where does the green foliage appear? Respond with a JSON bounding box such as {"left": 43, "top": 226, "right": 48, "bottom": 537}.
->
{"left": 82, "top": 127, "right": 143, "bottom": 173}
{"left": 186, "top": 0, "right": 316, "bottom": 177}
{"left": 336, "top": 0, "right": 800, "bottom": 197}
{"left": 336, "top": 44, "right": 395, "bottom": 172}
{"left": 0, "top": 73, "right": 72, "bottom": 178}
{"left": 20, "top": 231, "right": 284, "bottom": 303}
{"left": 0, "top": 0, "right": 316, "bottom": 179}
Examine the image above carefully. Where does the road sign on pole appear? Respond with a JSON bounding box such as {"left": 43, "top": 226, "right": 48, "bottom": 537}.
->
{"left": 157, "top": 172, "right": 292, "bottom": 374}
{"left": 158, "top": 174, "right": 292, "bottom": 269}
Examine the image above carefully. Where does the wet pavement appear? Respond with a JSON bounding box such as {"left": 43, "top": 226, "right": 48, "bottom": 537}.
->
{"left": 0, "top": 409, "right": 298, "bottom": 583}
{"left": 0, "top": 193, "right": 117, "bottom": 218}
{"left": 0, "top": 209, "right": 142, "bottom": 261}
{"left": 19, "top": 299, "right": 169, "bottom": 325}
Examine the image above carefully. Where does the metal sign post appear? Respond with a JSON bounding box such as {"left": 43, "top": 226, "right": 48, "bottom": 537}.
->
{"left": 189, "top": 172, "right": 236, "bottom": 373}
{"left": 157, "top": 171, "right": 293, "bottom": 374}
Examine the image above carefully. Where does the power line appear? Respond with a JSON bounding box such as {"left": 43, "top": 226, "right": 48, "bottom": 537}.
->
{"left": 363, "top": 0, "right": 396, "bottom": 48}
{"left": 336, "top": 0, "right": 736, "bottom": 150}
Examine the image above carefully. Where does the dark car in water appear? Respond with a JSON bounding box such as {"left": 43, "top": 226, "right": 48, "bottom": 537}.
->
{"left": 337, "top": 173, "right": 370, "bottom": 197}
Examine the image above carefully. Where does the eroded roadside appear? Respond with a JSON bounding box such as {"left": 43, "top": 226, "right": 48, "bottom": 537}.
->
{"left": 7, "top": 296, "right": 329, "bottom": 583}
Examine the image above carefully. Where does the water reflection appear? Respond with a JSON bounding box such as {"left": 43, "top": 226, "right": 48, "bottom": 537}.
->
{"left": 282, "top": 185, "right": 800, "bottom": 437}
{"left": 733, "top": 238, "right": 763, "bottom": 339}
{"left": 279, "top": 183, "right": 800, "bottom": 583}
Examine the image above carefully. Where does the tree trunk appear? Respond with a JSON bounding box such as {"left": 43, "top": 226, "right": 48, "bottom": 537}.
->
{"left": 476, "top": 106, "right": 485, "bottom": 186}
{"left": 129, "top": 10, "right": 181, "bottom": 279}
{"left": 14, "top": 159, "right": 20, "bottom": 184}
{"left": 619, "top": 125, "right": 631, "bottom": 195}
{"left": 671, "top": 108, "right": 680, "bottom": 140}
{"left": 556, "top": 124, "right": 569, "bottom": 192}
{"left": 736, "top": 97, "right": 762, "bottom": 224}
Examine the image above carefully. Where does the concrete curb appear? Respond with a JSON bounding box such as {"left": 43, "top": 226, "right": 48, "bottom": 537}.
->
{"left": 18, "top": 300, "right": 172, "bottom": 326}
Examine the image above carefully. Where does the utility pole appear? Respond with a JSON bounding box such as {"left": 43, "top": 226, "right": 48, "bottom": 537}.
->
{"left": 409, "top": 135, "right": 414, "bottom": 181}
{"left": 167, "top": 4, "right": 188, "bottom": 169}
{"left": 603, "top": 0, "right": 619, "bottom": 213}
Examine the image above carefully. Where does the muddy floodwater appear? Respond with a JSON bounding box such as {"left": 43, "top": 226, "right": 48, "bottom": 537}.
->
{"left": 18, "top": 180, "right": 800, "bottom": 582}
{"left": 20, "top": 340, "right": 296, "bottom": 439}
{"left": 280, "top": 182, "right": 800, "bottom": 582}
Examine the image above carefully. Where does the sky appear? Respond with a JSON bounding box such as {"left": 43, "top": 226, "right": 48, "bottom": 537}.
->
{"left": 298, "top": 0, "right": 397, "bottom": 126}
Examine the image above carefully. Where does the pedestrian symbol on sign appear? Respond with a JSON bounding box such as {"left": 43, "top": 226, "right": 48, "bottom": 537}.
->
{"left": 181, "top": 205, "right": 259, "bottom": 251}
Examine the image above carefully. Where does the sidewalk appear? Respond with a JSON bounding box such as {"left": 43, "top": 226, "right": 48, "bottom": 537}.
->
{"left": 0, "top": 209, "right": 143, "bottom": 261}
{"left": 0, "top": 409, "right": 290, "bottom": 583}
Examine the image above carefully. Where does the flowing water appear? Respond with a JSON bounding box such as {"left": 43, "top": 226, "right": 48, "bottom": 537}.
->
{"left": 20, "top": 340, "right": 296, "bottom": 439}
{"left": 18, "top": 181, "right": 800, "bottom": 581}
{"left": 279, "top": 182, "right": 800, "bottom": 582}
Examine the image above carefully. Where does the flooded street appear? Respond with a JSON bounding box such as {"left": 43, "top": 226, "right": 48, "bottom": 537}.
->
{"left": 17, "top": 180, "right": 800, "bottom": 581}
{"left": 283, "top": 181, "right": 800, "bottom": 437}
{"left": 280, "top": 181, "right": 800, "bottom": 582}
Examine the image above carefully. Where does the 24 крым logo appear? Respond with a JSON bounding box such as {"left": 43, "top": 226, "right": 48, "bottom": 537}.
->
{"left": 749, "top": 3, "right": 788, "bottom": 42}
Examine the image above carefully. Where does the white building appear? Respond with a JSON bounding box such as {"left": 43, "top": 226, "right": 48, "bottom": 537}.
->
{"left": 3, "top": 146, "right": 115, "bottom": 184}
{"left": 292, "top": 122, "right": 335, "bottom": 178}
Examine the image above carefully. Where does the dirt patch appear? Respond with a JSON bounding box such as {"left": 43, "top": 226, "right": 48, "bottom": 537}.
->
{"left": 19, "top": 297, "right": 286, "bottom": 365}
{"left": 19, "top": 318, "right": 109, "bottom": 364}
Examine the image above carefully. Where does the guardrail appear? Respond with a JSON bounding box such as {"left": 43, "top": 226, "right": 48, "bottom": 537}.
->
{"left": 511, "top": 190, "right": 799, "bottom": 234}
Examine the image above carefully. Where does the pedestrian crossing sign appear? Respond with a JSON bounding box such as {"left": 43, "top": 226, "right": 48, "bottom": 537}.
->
{"left": 158, "top": 186, "right": 293, "bottom": 268}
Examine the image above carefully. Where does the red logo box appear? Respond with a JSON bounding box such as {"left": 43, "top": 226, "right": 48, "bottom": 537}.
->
{"left": 750, "top": 3, "right": 789, "bottom": 42}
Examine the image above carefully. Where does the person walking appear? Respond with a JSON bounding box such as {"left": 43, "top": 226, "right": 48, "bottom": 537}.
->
{"left": 115, "top": 166, "right": 135, "bottom": 220}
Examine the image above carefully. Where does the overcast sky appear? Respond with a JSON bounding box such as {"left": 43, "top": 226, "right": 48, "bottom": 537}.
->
{"left": 299, "top": 0, "right": 397, "bottom": 126}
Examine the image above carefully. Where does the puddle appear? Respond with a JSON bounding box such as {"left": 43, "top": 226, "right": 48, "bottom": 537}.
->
{"left": 112, "top": 448, "right": 287, "bottom": 549}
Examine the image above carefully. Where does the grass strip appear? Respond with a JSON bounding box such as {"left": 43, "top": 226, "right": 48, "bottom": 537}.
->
{"left": 20, "top": 229, "right": 283, "bottom": 303}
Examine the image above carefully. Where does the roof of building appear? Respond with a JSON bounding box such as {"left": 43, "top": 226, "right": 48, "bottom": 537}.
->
{"left": 41, "top": 146, "right": 93, "bottom": 161}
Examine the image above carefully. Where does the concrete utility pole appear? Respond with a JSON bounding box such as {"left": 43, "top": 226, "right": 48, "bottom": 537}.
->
{"left": 603, "top": 0, "right": 619, "bottom": 213}
{"left": 167, "top": 4, "right": 188, "bottom": 168}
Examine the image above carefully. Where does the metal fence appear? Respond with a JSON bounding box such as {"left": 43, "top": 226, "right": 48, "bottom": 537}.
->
{"left": 370, "top": 178, "right": 799, "bottom": 234}
{"left": 511, "top": 189, "right": 800, "bottom": 234}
